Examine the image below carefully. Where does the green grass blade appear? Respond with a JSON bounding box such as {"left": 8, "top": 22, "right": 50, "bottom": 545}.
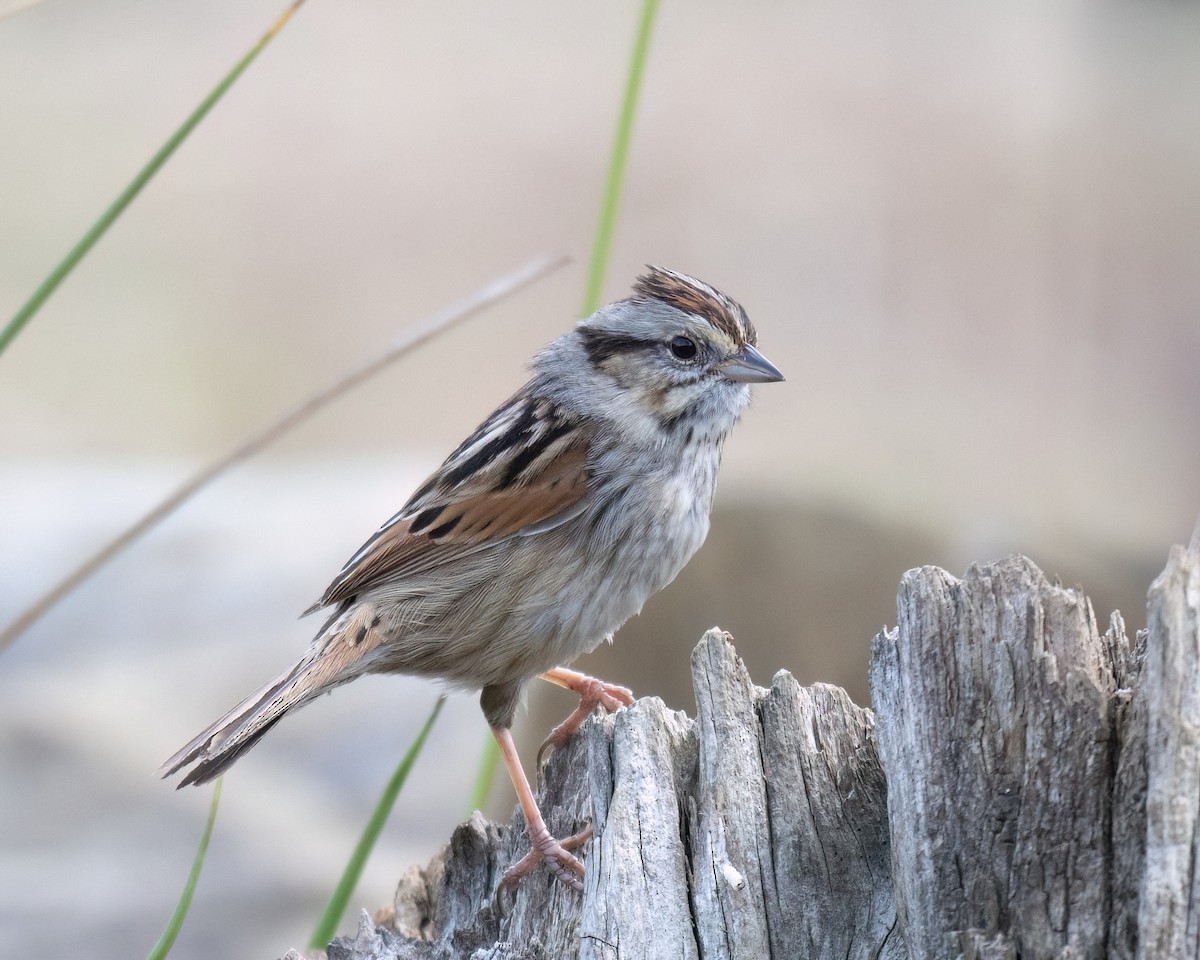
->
{"left": 466, "top": 724, "right": 502, "bottom": 815}
{"left": 469, "top": 0, "right": 665, "bottom": 812}
{"left": 580, "top": 0, "right": 662, "bottom": 316}
{"left": 309, "top": 697, "right": 446, "bottom": 950}
{"left": 146, "top": 778, "right": 223, "bottom": 960}
{"left": 0, "top": 0, "right": 307, "bottom": 358}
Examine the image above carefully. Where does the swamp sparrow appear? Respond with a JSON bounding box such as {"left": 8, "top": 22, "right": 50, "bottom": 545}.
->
{"left": 163, "top": 267, "right": 783, "bottom": 890}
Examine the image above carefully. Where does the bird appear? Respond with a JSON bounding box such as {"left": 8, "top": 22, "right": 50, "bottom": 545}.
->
{"left": 162, "top": 266, "right": 784, "bottom": 890}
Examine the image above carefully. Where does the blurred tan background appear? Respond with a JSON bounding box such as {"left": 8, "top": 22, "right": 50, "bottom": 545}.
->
{"left": 1, "top": 1, "right": 1197, "bottom": 958}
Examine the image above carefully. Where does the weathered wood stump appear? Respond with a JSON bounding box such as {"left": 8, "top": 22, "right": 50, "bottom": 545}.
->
{"left": 302, "top": 548, "right": 1199, "bottom": 960}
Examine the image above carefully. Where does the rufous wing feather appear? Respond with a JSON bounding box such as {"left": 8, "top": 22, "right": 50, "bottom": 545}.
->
{"left": 310, "top": 397, "right": 593, "bottom": 612}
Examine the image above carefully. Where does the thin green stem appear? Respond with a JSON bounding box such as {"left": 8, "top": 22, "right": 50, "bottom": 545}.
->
{"left": 467, "top": 725, "right": 502, "bottom": 815}
{"left": 309, "top": 697, "right": 446, "bottom": 950}
{"left": 146, "top": 778, "right": 223, "bottom": 960}
{"left": 470, "top": 0, "right": 664, "bottom": 821}
{"left": 0, "top": 0, "right": 307, "bottom": 358}
{"left": 580, "top": 0, "right": 662, "bottom": 316}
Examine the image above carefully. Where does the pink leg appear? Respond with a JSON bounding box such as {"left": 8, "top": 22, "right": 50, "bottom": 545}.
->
{"left": 493, "top": 726, "right": 589, "bottom": 891}
{"left": 536, "top": 665, "right": 634, "bottom": 767}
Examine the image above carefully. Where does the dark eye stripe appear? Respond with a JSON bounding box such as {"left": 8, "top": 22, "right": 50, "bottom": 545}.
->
{"left": 580, "top": 330, "right": 653, "bottom": 367}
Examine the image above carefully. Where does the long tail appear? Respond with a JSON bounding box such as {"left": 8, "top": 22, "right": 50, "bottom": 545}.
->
{"left": 162, "top": 602, "right": 384, "bottom": 787}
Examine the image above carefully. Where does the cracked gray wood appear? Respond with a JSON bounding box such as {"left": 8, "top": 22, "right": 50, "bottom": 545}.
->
{"left": 1137, "top": 546, "right": 1200, "bottom": 958}
{"left": 306, "top": 549, "right": 1200, "bottom": 960}
{"left": 871, "top": 555, "right": 1128, "bottom": 958}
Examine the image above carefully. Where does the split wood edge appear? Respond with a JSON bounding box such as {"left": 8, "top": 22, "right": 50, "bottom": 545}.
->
{"left": 294, "top": 547, "right": 1198, "bottom": 960}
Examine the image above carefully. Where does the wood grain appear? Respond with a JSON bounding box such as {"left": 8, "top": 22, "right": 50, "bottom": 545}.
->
{"left": 312, "top": 550, "right": 1199, "bottom": 960}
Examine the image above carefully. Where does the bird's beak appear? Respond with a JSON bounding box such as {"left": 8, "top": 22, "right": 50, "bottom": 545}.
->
{"left": 719, "top": 344, "right": 785, "bottom": 384}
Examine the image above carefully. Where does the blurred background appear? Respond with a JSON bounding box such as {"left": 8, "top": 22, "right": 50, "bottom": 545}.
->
{"left": 1, "top": 0, "right": 1197, "bottom": 957}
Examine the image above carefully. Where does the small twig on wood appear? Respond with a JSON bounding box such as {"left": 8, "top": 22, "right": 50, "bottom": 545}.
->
{"left": 0, "top": 254, "right": 568, "bottom": 653}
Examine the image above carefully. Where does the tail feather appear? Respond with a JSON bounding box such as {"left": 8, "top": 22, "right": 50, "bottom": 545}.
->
{"left": 174, "top": 712, "right": 288, "bottom": 787}
{"left": 161, "top": 658, "right": 315, "bottom": 786}
{"left": 163, "top": 601, "right": 386, "bottom": 786}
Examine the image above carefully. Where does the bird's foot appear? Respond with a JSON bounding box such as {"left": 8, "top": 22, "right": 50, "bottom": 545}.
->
{"left": 537, "top": 668, "right": 634, "bottom": 767}
{"left": 502, "top": 824, "right": 592, "bottom": 892}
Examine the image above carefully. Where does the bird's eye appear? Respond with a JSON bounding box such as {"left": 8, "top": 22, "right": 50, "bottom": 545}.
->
{"left": 669, "top": 335, "right": 698, "bottom": 360}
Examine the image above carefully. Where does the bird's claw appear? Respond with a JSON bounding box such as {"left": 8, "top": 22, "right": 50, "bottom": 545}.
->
{"left": 537, "top": 675, "right": 634, "bottom": 768}
{"left": 502, "top": 825, "right": 592, "bottom": 891}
